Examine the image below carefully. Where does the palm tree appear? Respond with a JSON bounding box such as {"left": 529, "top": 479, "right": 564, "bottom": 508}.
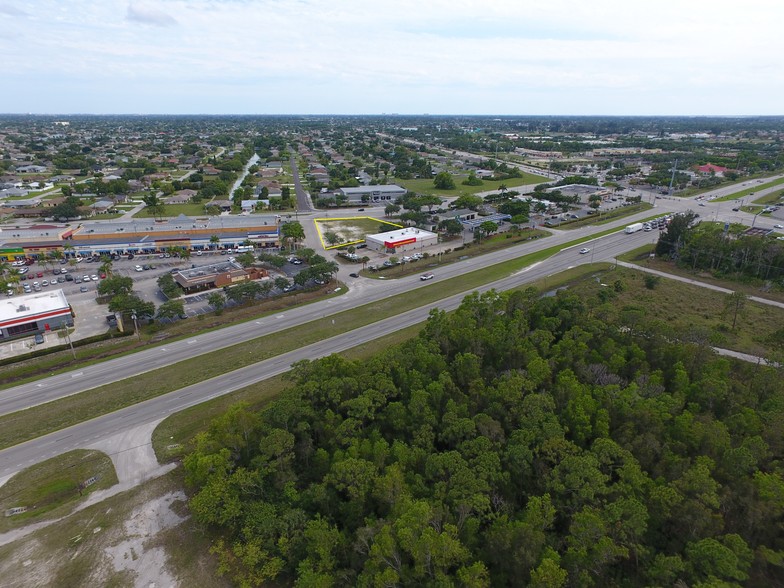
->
{"left": 326, "top": 261, "right": 339, "bottom": 283}
{"left": 99, "top": 255, "right": 114, "bottom": 277}
{"left": 209, "top": 235, "right": 220, "bottom": 250}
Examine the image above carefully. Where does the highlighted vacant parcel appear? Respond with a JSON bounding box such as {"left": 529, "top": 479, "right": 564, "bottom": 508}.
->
{"left": 314, "top": 217, "right": 402, "bottom": 249}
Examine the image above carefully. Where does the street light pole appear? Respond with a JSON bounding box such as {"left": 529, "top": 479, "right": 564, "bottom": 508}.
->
{"left": 131, "top": 312, "right": 140, "bottom": 341}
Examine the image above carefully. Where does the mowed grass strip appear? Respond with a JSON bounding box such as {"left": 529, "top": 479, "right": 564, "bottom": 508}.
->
{"left": 713, "top": 177, "right": 784, "bottom": 202}
{"left": 0, "top": 226, "right": 627, "bottom": 450}
{"left": 0, "top": 449, "right": 117, "bottom": 533}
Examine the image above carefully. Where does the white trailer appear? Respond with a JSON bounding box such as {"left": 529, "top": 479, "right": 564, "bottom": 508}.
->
{"left": 624, "top": 222, "right": 644, "bottom": 234}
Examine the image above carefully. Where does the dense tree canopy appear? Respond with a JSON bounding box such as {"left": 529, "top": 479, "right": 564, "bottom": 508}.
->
{"left": 185, "top": 288, "right": 784, "bottom": 587}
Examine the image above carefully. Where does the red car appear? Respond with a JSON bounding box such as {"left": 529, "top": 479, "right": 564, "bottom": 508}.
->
{"left": 37, "top": 272, "right": 44, "bottom": 278}
{"left": 100, "top": 273, "right": 106, "bottom": 279}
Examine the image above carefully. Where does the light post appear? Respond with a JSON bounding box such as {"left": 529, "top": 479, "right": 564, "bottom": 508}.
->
{"left": 131, "top": 312, "right": 140, "bottom": 341}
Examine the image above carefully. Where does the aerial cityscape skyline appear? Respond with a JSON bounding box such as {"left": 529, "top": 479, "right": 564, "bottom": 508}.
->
{"left": 1, "top": 0, "right": 782, "bottom": 115}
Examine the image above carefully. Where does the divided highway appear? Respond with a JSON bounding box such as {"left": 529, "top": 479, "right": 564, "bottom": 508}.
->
{"left": 2, "top": 175, "right": 783, "bottom": 480}
{"left": 0, "top": 228, "right": 653, "bottom": 479}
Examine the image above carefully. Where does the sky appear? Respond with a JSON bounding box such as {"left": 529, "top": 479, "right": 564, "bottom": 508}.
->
{"left": 0, "top": 0, "right": 782, "bottom": 116}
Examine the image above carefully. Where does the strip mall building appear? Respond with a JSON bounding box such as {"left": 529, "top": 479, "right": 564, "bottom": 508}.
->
{"left": 0, "top": 215, "right": 281, "bottom": 261}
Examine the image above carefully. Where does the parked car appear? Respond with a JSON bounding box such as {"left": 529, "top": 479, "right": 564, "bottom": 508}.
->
{"left": 41, "top": 279, "right": 49, "bottom": 286}
{"left": 91, "top": 275, "right": 99, "bottom": 281}
{"left": 80, "top": 285, "right": 88, "bottom": 292}
{"left": 135, "top": 265, "right": 143, "bottom": 272}
{"left": 34, "top": 333, "right": 44, "bottom": 345}
{"left": 65, "top": 274, "right": 74, "bottom": 281}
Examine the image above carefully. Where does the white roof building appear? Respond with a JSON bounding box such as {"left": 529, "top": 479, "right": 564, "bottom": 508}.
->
{"left": 0, "top": 289, "right": 73, "bottom": 340}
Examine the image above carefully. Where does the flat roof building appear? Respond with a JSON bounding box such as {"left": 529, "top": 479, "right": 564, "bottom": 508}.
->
{"left": 365, "top": 227, "right": 438, "bottom": 253}
{"left": 171, "top": 260, "right": 269, "bottom": 294}
{"left": 337, "top": 184, "right": 406, "bottom": 204}
{"left": 0, "top": 289, "right": 73, "bottom": 341}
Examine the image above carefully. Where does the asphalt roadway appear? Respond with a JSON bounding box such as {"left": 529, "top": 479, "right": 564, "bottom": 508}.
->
{"left": 2, "top": 176, "right": 784, "bottom": 480}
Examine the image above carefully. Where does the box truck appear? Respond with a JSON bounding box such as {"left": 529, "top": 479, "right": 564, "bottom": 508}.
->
{"left": 624, "top": 223, "right": 644, "bottom": 234}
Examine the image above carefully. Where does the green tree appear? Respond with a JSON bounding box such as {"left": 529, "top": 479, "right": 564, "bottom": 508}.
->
{"left": 281, "top": 221, "right": 305, "bottom": 251}
{"left": 157, "top": 299, "right": 185, "bottom": 320}
{"left": 97, "top": 275, "right": 133, "bottom": 298}
{"left": 207, "top": 292, "right": 226, "bottom": 314}
{"left": 723, "top": 291, "right": 748, "bottom": 330}
{"left": 433, "top": 171, "right": 456, "bottom": 190}
{"left": 142, "top": 193, "right": 166, "bottom": 220}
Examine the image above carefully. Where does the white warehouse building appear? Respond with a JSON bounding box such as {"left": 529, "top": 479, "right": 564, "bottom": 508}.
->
{"left": 365, "top": 227, "right": 438, "bottom": 253}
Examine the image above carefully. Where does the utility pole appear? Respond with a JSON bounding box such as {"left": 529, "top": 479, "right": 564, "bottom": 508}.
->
{"left": 667, "top": 158, "right": 678, "bottom": 197}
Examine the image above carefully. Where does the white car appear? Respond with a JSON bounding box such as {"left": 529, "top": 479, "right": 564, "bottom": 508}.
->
{"left": 774, "top": 224, "right": 784, "bottom": 229}
{"left": 420, "top": 272, "right": 434, "bottom": 281}
{"left": 91, "top": 274, "right": 99, "bottom": 281}
{"left": 135, "top": 265, "right": 143, "bottom": 272}
{"left": 579, "top": 248, "right": 591, "bottom": 254}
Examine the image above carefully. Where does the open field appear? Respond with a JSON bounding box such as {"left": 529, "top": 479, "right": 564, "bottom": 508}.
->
{"left": 396, "top": 172, "right": 544, "bottom": 197}
{"left": 314, "top": 216, "right": 401, "bottom": 248}
{"left": 563, "top": 265, "right": 784, "bottom": 358}
{"left": 618, "top": 244, "right": 784, "bottom": 305}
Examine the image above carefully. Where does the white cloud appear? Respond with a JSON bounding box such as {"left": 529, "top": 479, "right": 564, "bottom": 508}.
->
{"left": 0, "top": 2, "right": 28, "bottom": 16}
{"left": 126, "top": 2, "right": 177, "bottom": 27}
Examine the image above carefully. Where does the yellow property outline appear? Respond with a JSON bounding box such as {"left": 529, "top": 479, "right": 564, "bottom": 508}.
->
{"left": 313, "top": 217, "right": 404, "bottom": 250}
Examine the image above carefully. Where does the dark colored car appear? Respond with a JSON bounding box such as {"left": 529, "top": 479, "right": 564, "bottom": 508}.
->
{"left": 349, "top": 273, "right": 359, "bottom": 278}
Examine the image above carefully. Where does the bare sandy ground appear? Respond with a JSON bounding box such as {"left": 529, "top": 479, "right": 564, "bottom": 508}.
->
{"left": 0, "top": 420, "right": 191, "bottom": 587}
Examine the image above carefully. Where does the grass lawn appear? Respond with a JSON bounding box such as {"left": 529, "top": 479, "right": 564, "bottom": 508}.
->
{"left": 752, "top": 189, "right": 784, "bottom": 206}
{"left": 396, "top": 172, "right": 545, "bottom": 198}
{"left": 0, "top": 449, "right": 117, "bottom": 533}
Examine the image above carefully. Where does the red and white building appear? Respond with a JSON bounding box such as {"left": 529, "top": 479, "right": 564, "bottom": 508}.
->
{"left": 365, "top": 227, "right": 438, "bottom": 253}
{"left": 0, "top": 289, "right": 73, "bottom": 341}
